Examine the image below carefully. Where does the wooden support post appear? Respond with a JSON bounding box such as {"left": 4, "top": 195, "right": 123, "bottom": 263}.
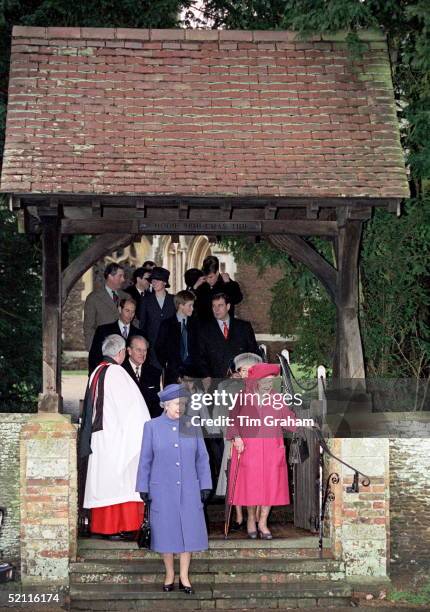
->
{"left": 269, "top": 229, "right": 366, "bottom": 381}
{"left": 39, "top": 213, "right": 62, "bottom": 412}
{"left": 268, "top": 234, "right": 337, "bottom": 304}
{"left": 334, "top": 217, "right": 365, "bottom": 380}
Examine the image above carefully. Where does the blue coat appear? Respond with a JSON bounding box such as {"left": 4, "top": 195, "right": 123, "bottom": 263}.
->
{"left": 135, "top": 413, "right": 212, "bottom": 553}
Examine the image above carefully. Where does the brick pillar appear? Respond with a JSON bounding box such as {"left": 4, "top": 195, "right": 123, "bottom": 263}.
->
{"left": 20, "top": 413, "right": 77, "bottom": 585}
{"left": 327, "top": 439, "right": 389, "bottom": 576}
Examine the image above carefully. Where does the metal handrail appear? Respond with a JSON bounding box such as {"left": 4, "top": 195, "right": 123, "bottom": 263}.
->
{"left": 277, "top": 355, "right": 371, "bottom": 557}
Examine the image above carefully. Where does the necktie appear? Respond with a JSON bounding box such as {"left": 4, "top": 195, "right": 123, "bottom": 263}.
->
{"left": 135, "top": 366, "right": 140, "bottom": 382}
{"left": 112, "top": 291, "right": 119, "bottom": 306}
{"left": 122, "top": 326, "right": 128, "bottom": 339}
{"left": 223, "top": 321, "right": 229, "bottom": 339}
{"left": 180, "top": 319, "right": 188, "bottom": 362}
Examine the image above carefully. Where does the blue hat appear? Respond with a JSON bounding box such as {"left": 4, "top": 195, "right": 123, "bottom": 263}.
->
{"left": 158, "top": 384, "right": 190, "bottom": 402}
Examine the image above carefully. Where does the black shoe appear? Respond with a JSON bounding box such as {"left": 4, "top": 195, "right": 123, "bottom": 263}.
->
{"left": 230, "top": 521, "right": 244, "bottom": 532}
{"left": 119, "top": 530, "right": 137, "bottom": 541}
{"left": 102, "top": 534, "right": 123, "bottom": 541}
{"left": 162, "top": 582, "right": 175, "bottom": 592}
{"left": 179, "top": 578, "right": 194, "bottom": 594}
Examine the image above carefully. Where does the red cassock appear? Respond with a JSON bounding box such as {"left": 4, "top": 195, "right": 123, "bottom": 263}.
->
{"left": 91, "top": 501, "right": 144, "bottom": 534}
{"left": 227, "top": 391, "right": 297, "bottom": 506}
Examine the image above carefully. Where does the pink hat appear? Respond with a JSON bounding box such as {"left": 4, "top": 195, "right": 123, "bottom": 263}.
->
{"left": 247, "top": 363, "right": 280, "bottom": 380}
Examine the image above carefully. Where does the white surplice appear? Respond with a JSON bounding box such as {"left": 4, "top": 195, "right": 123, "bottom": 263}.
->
{"left": 83, "top": 363, "right": 151, "bottom": 508}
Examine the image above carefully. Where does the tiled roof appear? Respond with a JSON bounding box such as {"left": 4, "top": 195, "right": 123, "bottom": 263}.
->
{"left": 0, "top": 27, "right": 409, "bottom": 199}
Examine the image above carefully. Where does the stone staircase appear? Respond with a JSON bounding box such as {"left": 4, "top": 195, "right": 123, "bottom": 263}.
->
{"left": 70, "top": 536, "right": 353, "bottom": 610}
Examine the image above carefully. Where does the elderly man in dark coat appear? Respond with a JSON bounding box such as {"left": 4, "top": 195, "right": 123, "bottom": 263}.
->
{"left": 122, "top": 335, "right": 162, "bottom": 418}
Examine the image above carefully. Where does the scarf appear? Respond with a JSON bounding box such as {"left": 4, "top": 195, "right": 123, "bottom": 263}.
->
{"left": 78, "top": 357, "right": 116, "bottom": 459}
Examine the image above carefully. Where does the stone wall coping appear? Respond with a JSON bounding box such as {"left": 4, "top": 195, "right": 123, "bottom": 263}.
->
{"left": 11, "top": 25, "right": 386, "bottom": 43}
{"left": 0, "top": 413, "right": 33, "bottom": 422}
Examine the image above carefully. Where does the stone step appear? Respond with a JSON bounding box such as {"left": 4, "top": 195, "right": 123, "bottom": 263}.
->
{"left": 70, "top": 581, "right": 353, "bottom": 610}
{"left": 70, "top": 558, "right": 345, "bottom": 585}
{"left": 78, "top": 537, "right": 331, "bottom": 562}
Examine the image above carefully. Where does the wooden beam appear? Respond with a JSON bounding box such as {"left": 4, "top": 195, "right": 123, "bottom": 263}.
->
{"left": 39, "top": 213, "right": 62, "bottom": 412}
{"left": 178, "top": 203, "right": 189, "bottom": 219}
{"left": 62, "top": 233, "right": 135, "bottom": 307}
{"left": 264, "top": 205, "right": 277, "bottom": 220}
{"left": 334, "top": 218, "right": 365, "bottom": 379}
{"left": 268, "top": 235, "right": 338, "bottom": 305}
{"left": 19, "top": 192, "right": 399, "bottom": 209}
{"left": 91, "top": 198, "right": 102, "bottom": 218}
{"left": 306, "top": 202, "right": 319, "bottom": 219}
{"left": 61, "top": 218, "right": 338, "bottom": 236}
{"left": 262, "top": 220, "right": 336, "bottom": 236}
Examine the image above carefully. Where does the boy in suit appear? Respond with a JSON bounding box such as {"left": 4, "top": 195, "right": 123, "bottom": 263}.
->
{"left": 156, "top": 290, "right": 201, "bottom": 385}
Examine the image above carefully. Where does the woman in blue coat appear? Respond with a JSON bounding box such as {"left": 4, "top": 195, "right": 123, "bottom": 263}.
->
{"left": 136, "top": 384, "right": 212, "bottom": 594}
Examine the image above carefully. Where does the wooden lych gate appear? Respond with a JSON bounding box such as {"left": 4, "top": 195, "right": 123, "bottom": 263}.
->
{"left": 0, "top": 26, "right": 409, "bottom": 413}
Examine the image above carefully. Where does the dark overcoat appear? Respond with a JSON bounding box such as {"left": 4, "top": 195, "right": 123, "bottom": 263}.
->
{"left": 155, "top": 315, "right": 202, "bottom": 384}
{"left": 198, "top": 317, "right": 260, "bottom": 378}
{"left": 122, "top": 357, "right": 162, "bottom": 418}
{"left": 88, "top": 321, "right": 141, "bottom": 374}
{"left": 138, "top": 292, "right": 175, "bottom": 368}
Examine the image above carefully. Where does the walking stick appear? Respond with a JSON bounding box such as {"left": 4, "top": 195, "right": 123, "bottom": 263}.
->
{"left": 224, "top": 448, "right": 241, "bottom": 538}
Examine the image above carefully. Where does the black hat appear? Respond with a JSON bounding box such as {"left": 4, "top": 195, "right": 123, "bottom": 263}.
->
{"left": 149, "top": 266, "right": 170, "bottom": 288}
{"left": 184, "top": 267, "right": 204, "bottom": 289}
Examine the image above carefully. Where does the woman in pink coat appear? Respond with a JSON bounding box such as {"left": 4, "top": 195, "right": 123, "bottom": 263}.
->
{"left": 227, "top": 363, "right": 297, "bottom": 539}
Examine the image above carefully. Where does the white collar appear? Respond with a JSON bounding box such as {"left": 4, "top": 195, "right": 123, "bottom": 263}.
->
{"left": 129, "top": 358, "right": 141, "bottom": 371}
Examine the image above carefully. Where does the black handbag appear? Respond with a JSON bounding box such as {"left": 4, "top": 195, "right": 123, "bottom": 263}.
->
{"left": 289, "top": 433, "right": 310, "bottom": 464}
{"left": 136, "top": 502, "right": 151, "bottom": 549}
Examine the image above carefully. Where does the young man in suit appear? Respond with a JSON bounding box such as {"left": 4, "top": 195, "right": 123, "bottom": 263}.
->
{"left": 122, "top": 335, "right": 162, "bottom": 419}
{"left": 83, "top": 263, "right": 128, "bottom": 350}
{"left": 88, "top": 298, "right": 140, "bottom": 374}
{"left": 198, "top": 293, "right": 260, "bottom": 379}
{"left": 125, "top": 265, "right": 153, "bottom": 304}
{"left": 194, "top": 255, "right": 243, "bottom": 323}
{"left": 156, "top": 290, "right": 201, "bottom": 385}
{"left": 138, "top": 267, "right": 175, "bottom": 368}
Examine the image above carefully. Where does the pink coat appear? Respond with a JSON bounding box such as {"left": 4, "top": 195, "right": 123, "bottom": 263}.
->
{"left": 226, "top": 391, "right": 297, "bottom": 506}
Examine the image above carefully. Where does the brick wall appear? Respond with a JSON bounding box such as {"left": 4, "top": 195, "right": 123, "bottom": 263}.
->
{"left": 0, "top": 414, "right": 31, "bottom": 567}
{"left": 235, "top": 261, "right": 284, "bottom": 334}
{"left": 1, "top": 27, "right": 408, "bottom": 199}
{"left": 327, "top": 438, "right": 389, "bottom": 576}
{"left": 20, "top": 413, "right": 77, "bottom": 585}
{"left": 389, "top": 439, "right": 430, "bottom": 570}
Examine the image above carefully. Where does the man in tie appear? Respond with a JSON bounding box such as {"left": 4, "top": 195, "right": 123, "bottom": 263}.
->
{"left": 88, "top": 298, "right": 140, "bottom": 374}
{"left": 122, "top": 335, "right": 162, "bottom": 418}
{"left": 198, "top": 293, "right": 260, "bottom": 379}
{"left": 83, "top": 263, "right": 128, "bottom": 350}
{"left": 155, "top": 290, "right": 201, "bottom": 385}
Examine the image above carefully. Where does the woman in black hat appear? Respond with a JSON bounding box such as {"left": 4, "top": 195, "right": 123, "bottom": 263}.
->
{"left": 138, "top": 267, "right": 175, "bottom": 368}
